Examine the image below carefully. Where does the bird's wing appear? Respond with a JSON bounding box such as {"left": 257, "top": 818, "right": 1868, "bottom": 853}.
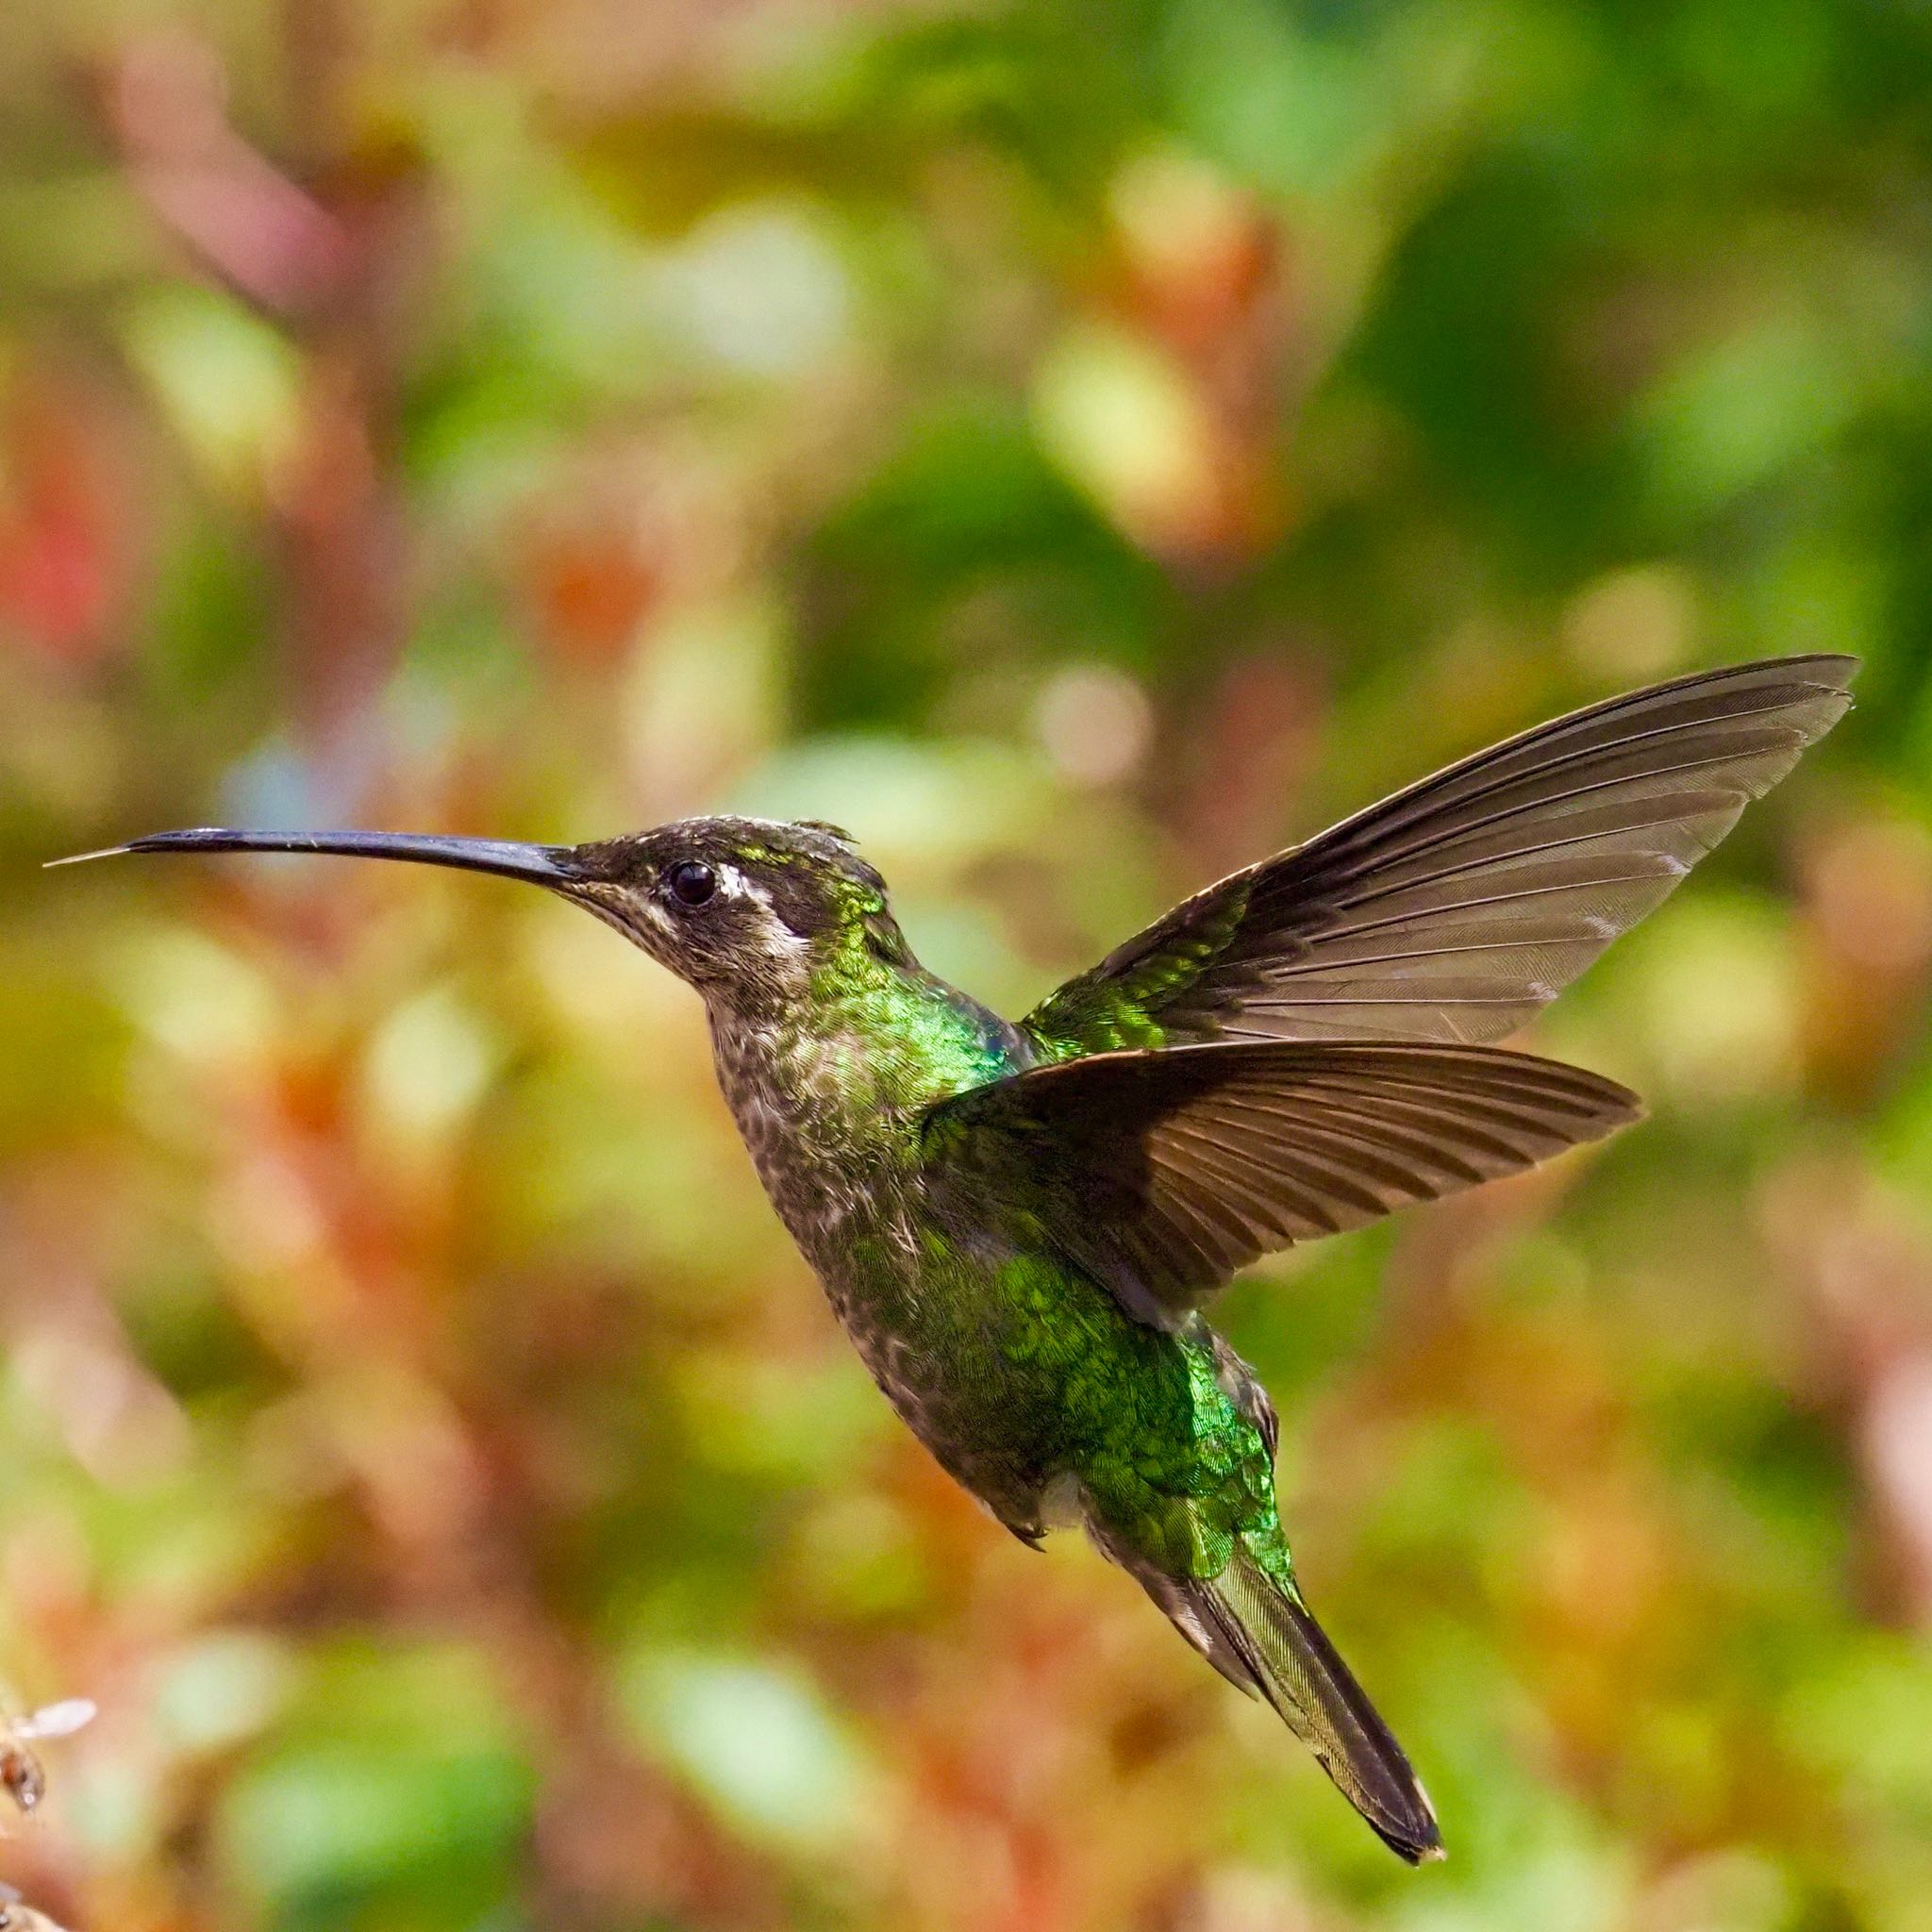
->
{"left": 1021, "top": 655, "right": 1856, "bottom": 1059}
{"left": 923, "top": 1041, "right": 1640, "bottom": 1323}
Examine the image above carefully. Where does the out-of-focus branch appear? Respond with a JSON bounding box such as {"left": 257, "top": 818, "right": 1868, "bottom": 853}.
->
{"left": 100, "top": 35, "right": 353, "bottom": 322}
{"left": 94, "top": 25, "right": 432, "bottom": 783}
{"left": 1764, "top": 1160, "right": 1932, "bottom": 1624}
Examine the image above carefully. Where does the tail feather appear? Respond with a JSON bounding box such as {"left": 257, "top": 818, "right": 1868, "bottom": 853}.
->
{"left": 1184, "top": 1546, "right": 1443, "bottom": 1864}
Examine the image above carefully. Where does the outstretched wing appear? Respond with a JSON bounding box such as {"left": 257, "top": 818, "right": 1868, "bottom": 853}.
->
{"left": 1022, "top": 655, "right": 1856, "bottom": 1059}
{"left": 924, "top": 1042, "right": 1640, "bottom": 1323}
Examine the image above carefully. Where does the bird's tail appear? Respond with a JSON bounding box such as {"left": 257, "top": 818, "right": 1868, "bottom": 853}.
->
{"left": 1145, "top": 1541, "right": 1443, "bottom": 1864}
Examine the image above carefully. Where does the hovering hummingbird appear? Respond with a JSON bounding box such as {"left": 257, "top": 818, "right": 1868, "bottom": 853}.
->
{"left": 58, "top": 655, "right": 1855, "bottom": 1860}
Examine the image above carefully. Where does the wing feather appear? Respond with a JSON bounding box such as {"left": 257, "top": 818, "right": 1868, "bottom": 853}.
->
{"left": 1022, "top": 656, "right": 1855, "bottom": 1057}
{"left": 924, "top": 1041, "right": 1640, "bottom": 1322}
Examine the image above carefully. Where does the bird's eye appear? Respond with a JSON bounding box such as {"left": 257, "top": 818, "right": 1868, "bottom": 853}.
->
{"left": 666, "top": 860, "right": 717, "bottom": 908}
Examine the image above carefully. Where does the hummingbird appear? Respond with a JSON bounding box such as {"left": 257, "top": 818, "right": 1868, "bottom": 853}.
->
{"left": 58, "top": 654, "right": 1854, "bottom": 1861}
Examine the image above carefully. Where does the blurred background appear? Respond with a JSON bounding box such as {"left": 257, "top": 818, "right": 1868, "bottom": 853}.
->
{"left": 3, "top": 1, "right": 1932, "bottom": 1927}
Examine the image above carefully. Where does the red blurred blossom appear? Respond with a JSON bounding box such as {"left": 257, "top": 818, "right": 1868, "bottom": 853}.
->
{"left": 523, "top": 518, "right": 663, "bottom": 668}
{"left": 0, "top": 374, "right": 136, "bottom": 665}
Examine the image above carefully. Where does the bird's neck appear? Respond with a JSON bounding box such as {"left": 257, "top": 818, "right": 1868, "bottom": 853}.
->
{"left": 706, "top": 949, "right": 1024, "bottom": 1213}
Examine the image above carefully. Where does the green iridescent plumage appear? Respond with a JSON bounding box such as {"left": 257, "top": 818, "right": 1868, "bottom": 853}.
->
{"left": 67, "top": 655, "right": 1857, "bottom": 1865}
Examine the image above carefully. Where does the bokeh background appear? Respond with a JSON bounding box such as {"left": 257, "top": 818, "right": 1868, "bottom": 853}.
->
{"left": 4, "top": 2, "right": 1932, "bottom": 1927}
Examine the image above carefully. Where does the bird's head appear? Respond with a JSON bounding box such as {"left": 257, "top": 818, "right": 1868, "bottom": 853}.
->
{"left": 571, "top": 816, "right": 913, "bottom": 1001}
{"left": 55, "top": 815, "right": 912, "bottom": 1010}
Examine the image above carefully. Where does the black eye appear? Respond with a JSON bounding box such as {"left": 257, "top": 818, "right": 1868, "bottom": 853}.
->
{"left": 666, "top": 860, "right": 717, "bottom": 908}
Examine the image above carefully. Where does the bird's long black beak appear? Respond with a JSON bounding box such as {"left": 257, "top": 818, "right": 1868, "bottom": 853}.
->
{"left": 47, "top": 827, "right": 591, "bottom": 891}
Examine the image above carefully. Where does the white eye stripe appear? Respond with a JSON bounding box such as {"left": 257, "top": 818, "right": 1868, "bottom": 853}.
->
{"left": 649, "top": 857, "right": 813, "bottom": 958}
{"left": 714, "top": 864, "right": 817, "bottom": 956}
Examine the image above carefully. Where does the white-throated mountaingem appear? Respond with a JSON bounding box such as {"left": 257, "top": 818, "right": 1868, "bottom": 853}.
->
{"left": 58, "top": 654, "right": 1856, "bottom": 1860}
